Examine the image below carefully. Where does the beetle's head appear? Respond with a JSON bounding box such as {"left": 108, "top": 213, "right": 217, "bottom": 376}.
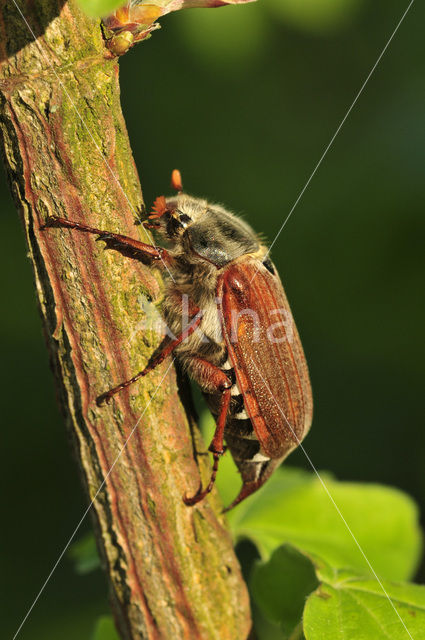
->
{"left": 145, "top": 169, "right": 260, "bottom": 267}
{"left": 144, "top": 169, "right": 205, "bottom": 244}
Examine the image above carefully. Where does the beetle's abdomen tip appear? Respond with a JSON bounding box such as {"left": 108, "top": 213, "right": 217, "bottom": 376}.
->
{"left": 222, "top": 480, "right": 263, "bottom": 513}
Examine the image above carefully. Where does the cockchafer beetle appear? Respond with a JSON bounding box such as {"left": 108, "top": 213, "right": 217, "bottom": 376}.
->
{"left": 44, "top": 170, "right": 313, "bottom": 510}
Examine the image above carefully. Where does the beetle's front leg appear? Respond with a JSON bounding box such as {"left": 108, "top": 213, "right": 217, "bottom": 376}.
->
{"left": 183, "top": 359, "right": 232, "bottom": 506}
{"left": 42, "top": 215, "right": 171, "bottom": 265}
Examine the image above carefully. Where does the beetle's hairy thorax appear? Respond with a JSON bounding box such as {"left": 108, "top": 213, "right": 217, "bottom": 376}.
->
{"left": 162, "top": 244, "right": 267, "bottom": 367}
{"left": 163, "top": 255, "right": 224, "bottom": 366}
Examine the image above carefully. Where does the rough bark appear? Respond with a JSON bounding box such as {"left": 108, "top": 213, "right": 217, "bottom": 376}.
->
{"left": 0, "top": 1, "right": 251, "bottom": 638}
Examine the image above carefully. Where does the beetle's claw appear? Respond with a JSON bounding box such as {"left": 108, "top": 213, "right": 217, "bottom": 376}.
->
{"left": 41, "top": 216, "right": 59, "bottom": 229}
{"left": 96, "top": 392, "right": 111, "bottom": 407}
{"left": 183, "top": 486, "right": 206, "bottom": 507}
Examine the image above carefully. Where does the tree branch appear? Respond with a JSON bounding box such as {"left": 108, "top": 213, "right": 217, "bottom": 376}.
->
{"left": 0, "top": 1, "right": 251, "bottom": 637}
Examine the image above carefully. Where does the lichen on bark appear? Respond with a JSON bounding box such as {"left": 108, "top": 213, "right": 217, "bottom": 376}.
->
{"left": 0, "top": 1, "right": 251, "bottom": 638}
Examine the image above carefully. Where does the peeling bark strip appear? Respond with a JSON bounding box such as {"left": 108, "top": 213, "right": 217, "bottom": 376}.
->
{"left": 0, "top": 1, "right": 251, "bottom": 638}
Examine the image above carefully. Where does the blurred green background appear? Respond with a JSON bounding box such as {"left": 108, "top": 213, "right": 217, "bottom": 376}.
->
{"left": 2, "top": 0, "right": 424, "bottom": 637}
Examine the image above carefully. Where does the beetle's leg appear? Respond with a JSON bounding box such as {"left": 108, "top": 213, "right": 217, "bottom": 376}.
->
{"left": 42, "top": 215, "right": 171, "bottom": 265}
{"left": 96, "top": 311, "right": 202, "bottom": 406}
{"left": 183, "top": 359, "right": 232, "bottom": 506}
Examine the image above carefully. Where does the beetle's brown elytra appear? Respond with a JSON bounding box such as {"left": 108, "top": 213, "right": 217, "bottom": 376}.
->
{"left": 43, "top": 170, "right": 313, "bottom": 510}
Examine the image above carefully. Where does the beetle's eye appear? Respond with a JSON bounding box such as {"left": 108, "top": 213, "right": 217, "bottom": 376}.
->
{"left": 166, "top": 215, "right": 184, "bottom": 237}
{"left": 179, "top": 214, "right": 191, "bottom": 226}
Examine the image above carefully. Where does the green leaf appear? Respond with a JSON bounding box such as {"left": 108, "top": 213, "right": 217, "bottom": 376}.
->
{"left": 178, "top": 2, "right": 268, "bottom": 67}
{"left": 265, "top": 0, "right": 364, "bottom": 34}
{"left": 68, "top": 531, "right": 100, "bottom": 575}
{"left": 227, "top": 467, "right": 422, "bottom": 581}
{"left": 304, "top": 566, "right": 425, "bottom": 640}
{"left": 91, "top": 616, "right": 120, "bottom": 640}
{"left": 251, "top": 545, "right": 318, "bottom": 638}
{"left": 77, "top": 0, "right": 256, "bottom": 20}
{"left": 78, "top": 0, "right": 124, "bottom": 18}
{"left": 252, "top": 601, "right": 293, "bottom": 640}
{"left": 251, "top": 547, "right": 425, "bottom": 640}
